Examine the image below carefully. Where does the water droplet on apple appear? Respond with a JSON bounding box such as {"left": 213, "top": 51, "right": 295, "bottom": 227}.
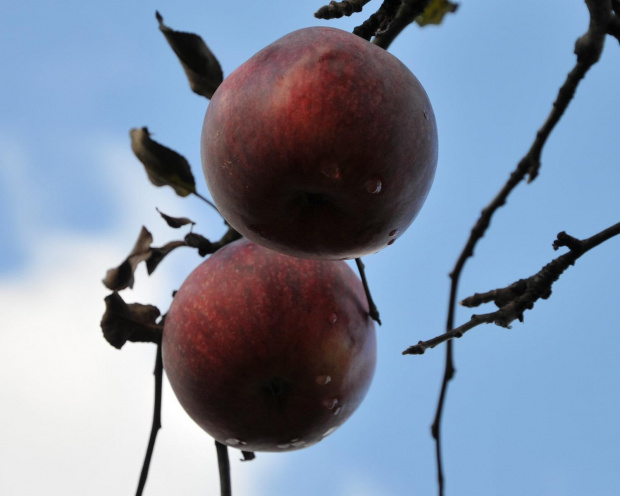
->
{"left": 329, "top": 313, "right": 338, "bottom": 324}
{"left": 387, "top": 239, "right": 396, "bottom": 246}
{"left": 365, "top": 178, "right": 382, "bottom": 194}
{"left": 322, "top": 426, "right": 338, "bottom": 438}
{"left": 290, "top": 438, "right": 306, "bottom": 447}
{"left": 389, "top": 229, "right": 400, "bottom": 237}
{"left": 276, "top": 443, "right": 291, "bottom": 449}
{"left": 226, "top": 438, "right": 241, "bottom": 446}
{"left": 332, "top": 406, "right": 342, "bottom": 416}
{"left": 322, "top": 397, "right": 339, "bottom": 410}
{"left": 315, "top": 375, "right": 332, "bottom": 385}
{"left": 423, "top": 110, "right": 429, "bottom": 120}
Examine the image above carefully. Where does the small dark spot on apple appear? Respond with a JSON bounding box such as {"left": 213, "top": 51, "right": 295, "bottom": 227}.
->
{"left": 262, "top": 376, "right": 292, "bottom": 399}
{"left": 387, "top": 239, "right": 396, "bottom": 246}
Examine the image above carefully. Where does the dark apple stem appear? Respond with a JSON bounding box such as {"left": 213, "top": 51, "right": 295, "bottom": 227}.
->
{"left": 215, "top": 441, "right": 232, "bottom": 496}
{"left": 136, "top": 342, "right": 163, "bottom": 496}
{"left": 192, "top": 190, "right": 222, "bottom": 216}
{"left": 355, "top": 258, "right": 382, "bottom": 325}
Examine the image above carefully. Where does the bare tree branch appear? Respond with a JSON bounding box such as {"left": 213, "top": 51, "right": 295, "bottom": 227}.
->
{"left": 353, "top": 0, "right": 403, "bottom": 40}
{"left": 136, "top": 342, "right": 164, "bottom": 496}
{"left": 315, "top": 0, "right": 372, "bottom": 19}
{"left": 418, "top": 3, "right": 614, "bottom": 494}
{"left": 404, "top": 222, "right": 620, "bottom": 355}
{"left": 607, "top": 12, "right": 620, "bottom": 41}
{"left": 373, "top": 0, "right": 432, "bottom": 49}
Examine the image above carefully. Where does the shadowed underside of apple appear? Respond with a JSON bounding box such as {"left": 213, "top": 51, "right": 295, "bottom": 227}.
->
{"left": 201, "top": 26, "right": 438, "bottom": 260}
{"left": 162, "top": 239, "right": 377, "bottom": 452}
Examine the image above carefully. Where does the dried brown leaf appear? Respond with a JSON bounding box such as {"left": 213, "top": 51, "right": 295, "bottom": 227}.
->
{"left": 101, "top": 292, "right": 162, "bottom": 349}
{"left": 146, "top": 240, "right": 186, "bottom": 274}
{"left": 156, "top": 11, "right": 223, "bottom": 99}
{"left": 103, "top": 227, "right": 153, "bottom": 291}
{"left": 130, "top": 127, "right": 197, "bottom": 197}
{"left": 156, "top": 207, "right": 195, "bottom": 228}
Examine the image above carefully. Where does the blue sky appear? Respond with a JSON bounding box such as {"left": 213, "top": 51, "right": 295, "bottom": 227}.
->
{"left": 1, "top": 1, "right": 619, "bottom": 495}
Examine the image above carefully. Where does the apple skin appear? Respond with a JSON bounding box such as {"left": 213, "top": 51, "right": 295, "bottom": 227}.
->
{"left": 201, "top": 26, "right": 438, "bottom": 260}
{"left": 162, "top": 238, "right": 377, "bottom": 452}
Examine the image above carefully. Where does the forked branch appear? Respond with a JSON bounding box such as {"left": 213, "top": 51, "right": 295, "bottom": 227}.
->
{"left": 373, "top": 0, "right": 432, "bottom": 49}
{"left": 417, "top": 2, "right": 615, "bottom": 495}
{"left": 405, "top": 223, "right": 620, "bottom": 355}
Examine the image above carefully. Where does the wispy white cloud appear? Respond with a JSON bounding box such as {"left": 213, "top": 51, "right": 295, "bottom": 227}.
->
{"left": 0, "top": 135, "right": 281, "bottom": 495}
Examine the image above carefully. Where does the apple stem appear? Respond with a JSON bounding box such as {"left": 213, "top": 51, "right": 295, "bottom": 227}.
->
{"left": 355, "top": 258, "right": 382, "bottom": 325}
{"left": 192, "top": 190, "right": 223, "bottom": 217}
{"left": 215, "top": 441, "right": 232, "bottom": 496}
{"left": 135, "top": 342, "right": 163, "bottom": 496}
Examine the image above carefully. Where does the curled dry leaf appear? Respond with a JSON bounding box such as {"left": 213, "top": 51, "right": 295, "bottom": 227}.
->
{"left": 101, "top": 292, "right": 162, "bottom": 349}
{"left": 156, "top": 11, "right": 223, "bottom": 99}
{"left": 146, "top": 240, "right": 187, "bottom": 275}
{"left": 184, "top": 226, "right": 242, "bottom": 257}
{"left": 130, "top": 127, "right": 197, "bottom": 197}
{"left": 103, "top": 226, "right": 153, "bottom": 291}
{"left": 416, "top": 0, "right": 458, "bottom": 26}
{"left": 103, "top": 226, "right": 187, "bottom": 290}
{"left": 156, "top": 207, "right": 195, "bottom": 228}
{"left": 241, "top": 451, "right": 256, "bottom": 462}
{"left": 184, "top": 232, "right": 214, "bottom": 257}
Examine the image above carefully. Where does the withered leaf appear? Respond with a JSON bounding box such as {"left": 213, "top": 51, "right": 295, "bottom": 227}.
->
{"left": 156, "top": 207, "right": 195, "bottom": 228}
{"left": 416, "top": 0, "right": 459, "bottom": 26}
{"left": 156, "top": 11, "right": 224, "bottom": 99}
{"left": 184, "top": 232, "right": 214, "bottom": 257}
{"left": 184, "top": 226, "right": 242, "bottom": 257}
{"left": 241, "top": 451, "right": 256, "bottom": 462}
{"left": 146, "top": 240, "right": 186, "bottom": 274}
{"left": 103, "top": 226, "right": 153, "bottom": 291}
{"left": 101, "top": 292, "right": 162, "bottom": 349}
{"left": 130, "top": 127, "right": 197, "bottom": 197}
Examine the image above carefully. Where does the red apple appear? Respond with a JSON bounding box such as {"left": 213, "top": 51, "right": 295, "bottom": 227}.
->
{"left": 162, "top": 238, "right": 376, "bottom": 452}
{"left": 201, "top": 26, "right": 438, "bottom": 260}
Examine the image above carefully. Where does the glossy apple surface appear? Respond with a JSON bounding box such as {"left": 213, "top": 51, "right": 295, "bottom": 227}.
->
{"left": 162, "top": 238, "right": 377, "bottom": 452}
{"left": 201, "top": 26, "right": 438, "bottom": 260}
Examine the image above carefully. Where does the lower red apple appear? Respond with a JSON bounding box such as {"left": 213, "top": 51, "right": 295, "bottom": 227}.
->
{"left": 201, "top": 26, "right": 438, "bottom": 260}
{"left": 162, "top": 238, "right": 377, "bottom": 452}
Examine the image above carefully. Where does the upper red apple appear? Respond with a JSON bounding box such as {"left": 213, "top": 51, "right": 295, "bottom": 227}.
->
{"left": 162, "top": 238, "right": 376, "bottom": 452}
{"left": 201, "top": 26, "right": 438, "bottom": 260}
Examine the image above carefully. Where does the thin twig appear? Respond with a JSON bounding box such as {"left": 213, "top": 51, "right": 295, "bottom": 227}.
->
{"left": 215, "top": 441, "right": 232, "bottom": 496}
{"left": 353, "top": 0, "right": 403, "bottom": 40}
{"left": 373, "top": 0, "right": 432, "bottom": 49}
{"left": 355, "top": 258, "right": 382, "bottom": 325}
{"left": 413, "top": 3, "right": 613, "bottom": 494}
{"left": 404, "top": 222, "right": 620, "bottom": 355}
{"left": 314, "top": 0, "right": 372, "bottom": 19}
{"left": 430, "top": 340, "right": 453, "bottom": 496}
{"left": 136, "top": 342, "right": 164, "bottom": 496}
